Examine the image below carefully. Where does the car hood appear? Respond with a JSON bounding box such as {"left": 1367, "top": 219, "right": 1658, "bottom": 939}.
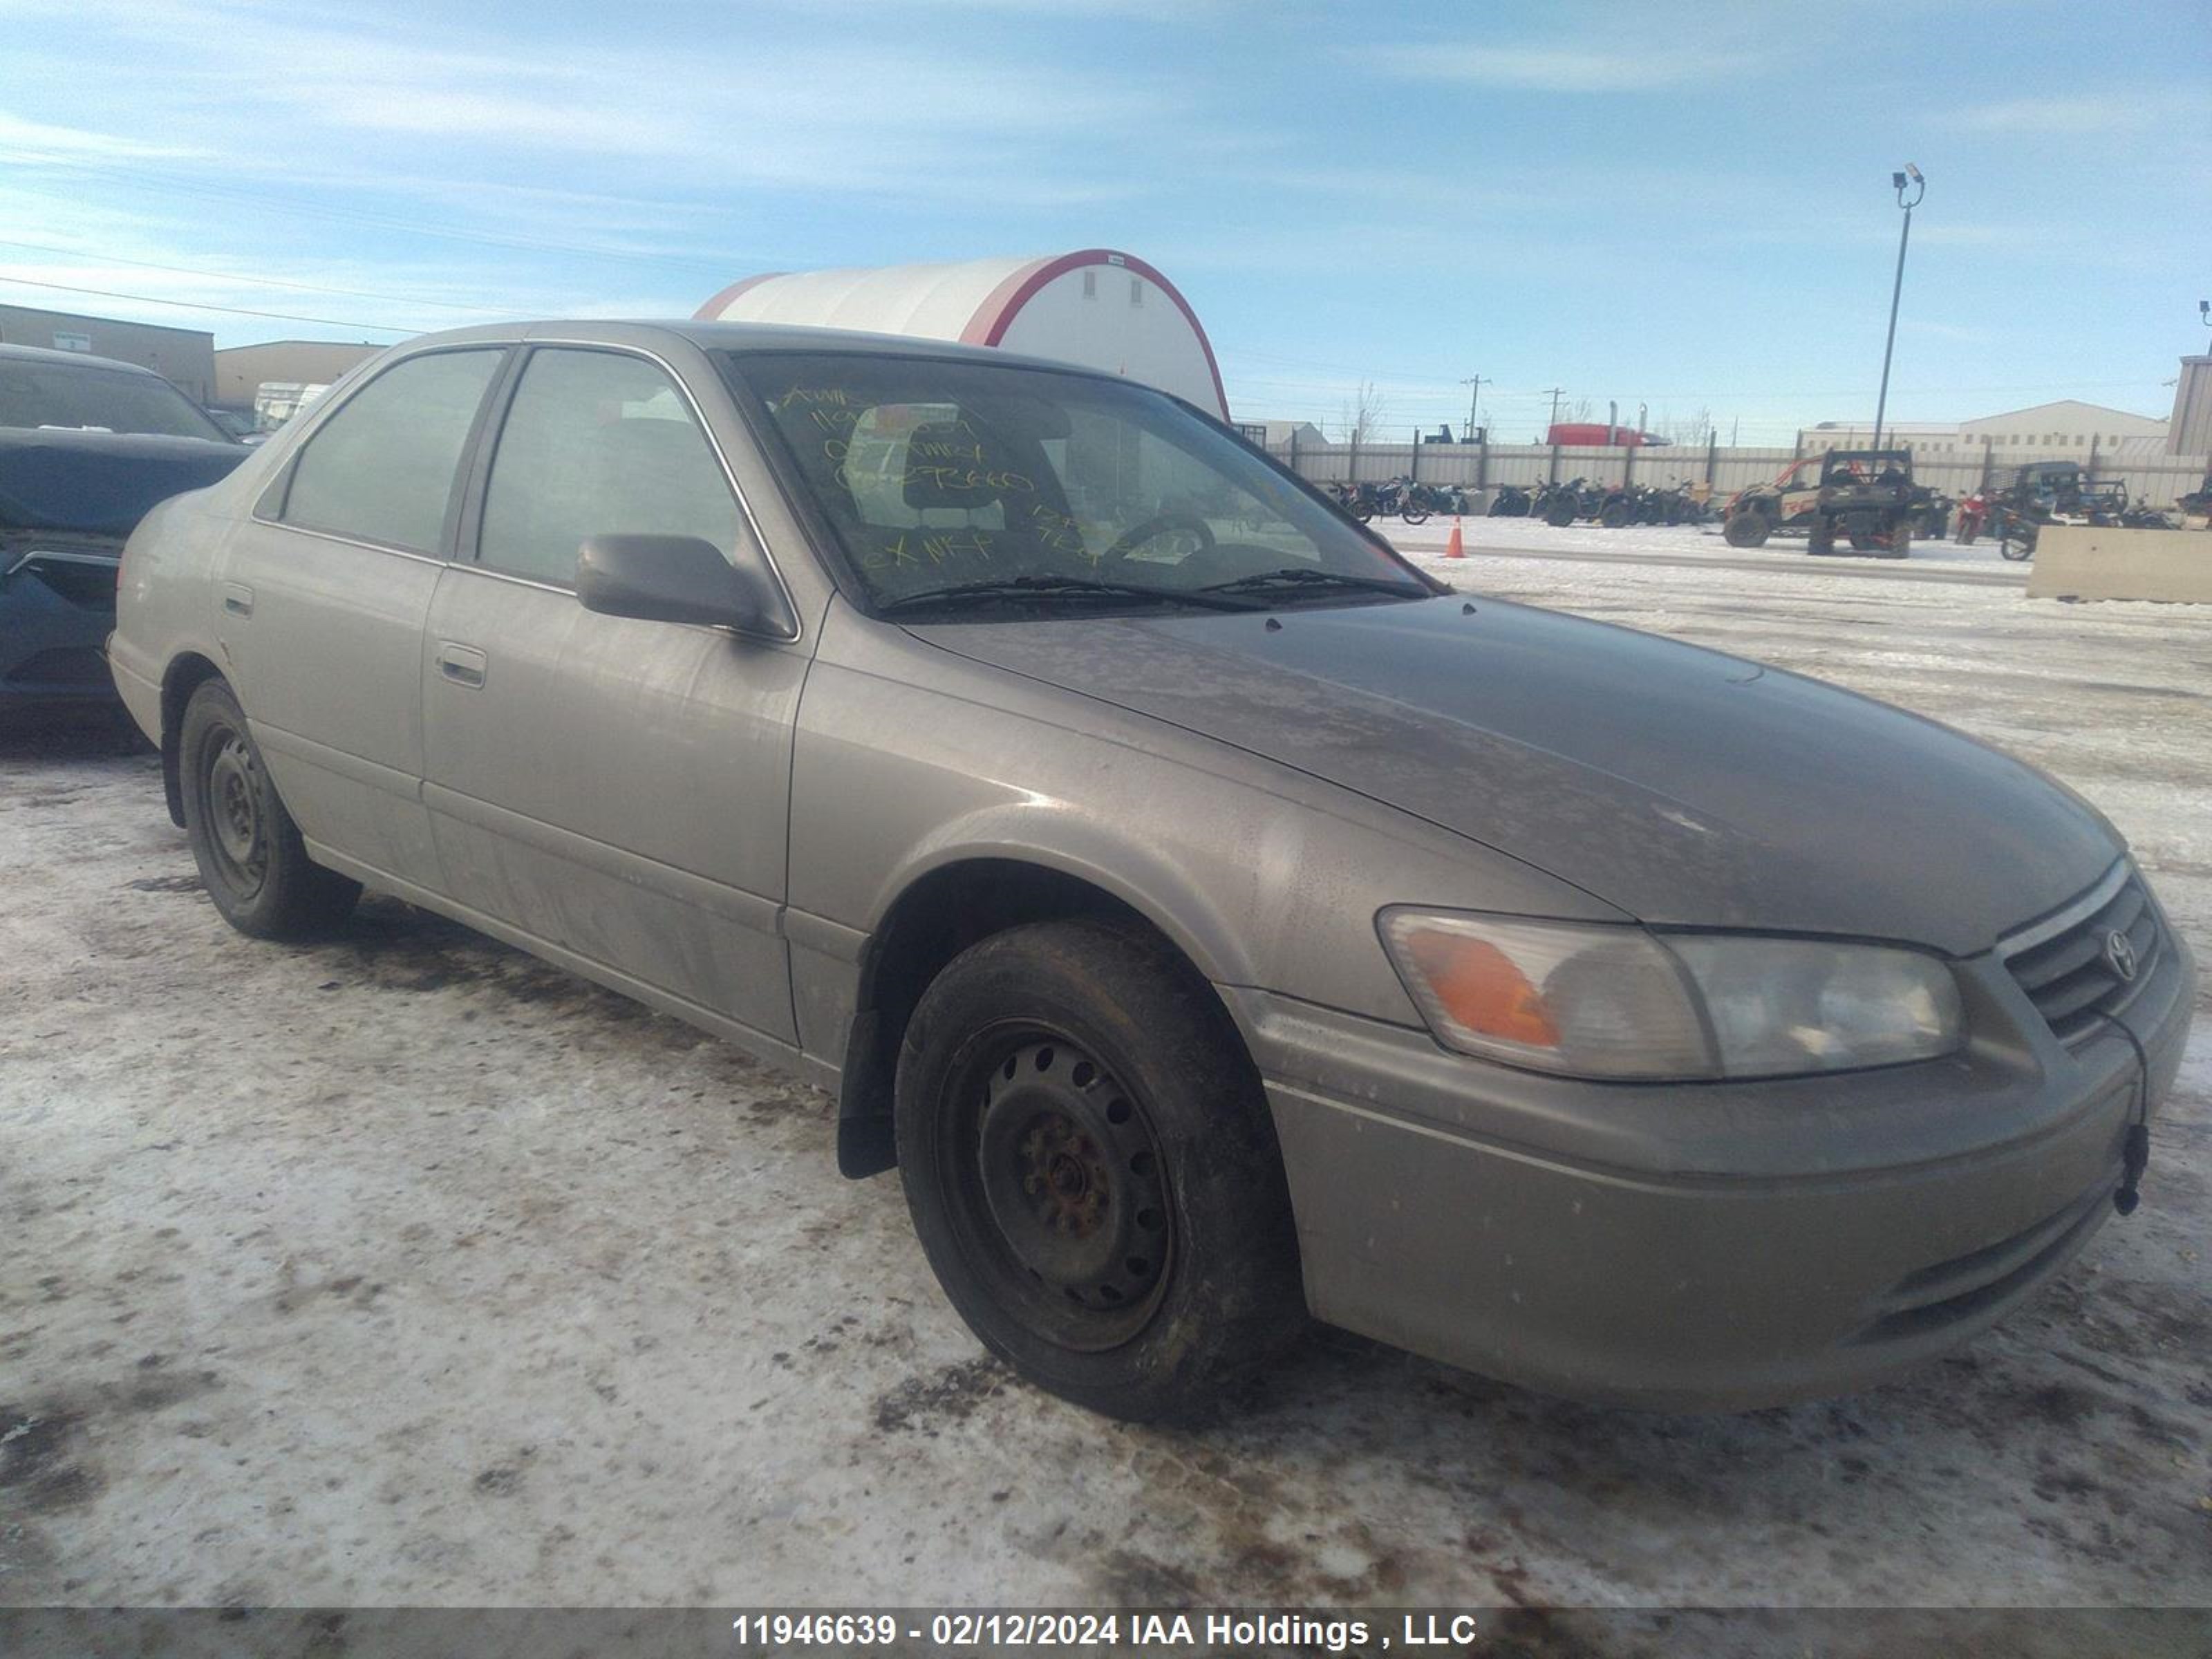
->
{"left": 915, "top": 595, "right": 2119, "bottom": 955}
{"left": 0, "top": 428, "right": 246, "bottom": 538}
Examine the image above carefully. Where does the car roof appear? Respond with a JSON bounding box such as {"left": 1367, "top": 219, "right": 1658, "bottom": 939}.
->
{"left": 0, "top": 341, "right": 168, "bottom": 377}
{"left": 391, "top": 319, "right": 1135, "bottom": 385}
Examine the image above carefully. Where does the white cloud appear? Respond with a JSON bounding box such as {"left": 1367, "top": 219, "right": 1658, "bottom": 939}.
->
{"left": 0, "top": 111, "right": 204, "bottom": 160}
{"left": 1365, "top": 42, "right": 1733, "bottom": 92}
{"left": 1946, "top": 91, "right": 2208, "bottom": 135}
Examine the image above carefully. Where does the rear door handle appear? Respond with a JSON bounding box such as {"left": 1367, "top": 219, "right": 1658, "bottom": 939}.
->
{"left": 221, "top": 582, "right": 254, "bottom": 617}
{"left": 435, "top": 641, "right": 488, "bottom": 688}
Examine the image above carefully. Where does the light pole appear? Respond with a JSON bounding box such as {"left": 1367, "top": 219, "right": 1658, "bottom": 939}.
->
{"left": 1871, "top": 163, "right": 1925, "bottom": 451}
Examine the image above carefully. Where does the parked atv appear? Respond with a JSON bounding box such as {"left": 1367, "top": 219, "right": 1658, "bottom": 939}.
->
{"left": 1721, "top": 457, "right": 1821, "bottom": 547}
{"left": 1805, "top": 450, "right": 1918, "bottom": 558}
{"left": 1488, "top": 483, "right": 1534, "bottom": 518}
{"left": 1987, "top": 462, "right": 2137, "bottom": 560}
{"left": 1725, "top": 452, "right": 1926, "bottom": 556}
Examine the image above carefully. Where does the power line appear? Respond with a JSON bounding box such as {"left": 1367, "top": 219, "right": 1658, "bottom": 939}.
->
{"left": 0, "top": 275, "right": 412, "bottom": 334}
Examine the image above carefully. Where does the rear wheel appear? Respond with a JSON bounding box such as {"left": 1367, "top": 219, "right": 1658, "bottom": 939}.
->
{"left": 894, "top": 919, "right": 1304, "bottom": 1423}
{"left": 1884, "top": 523, "right": 1913, "bottom": 560}
{"left": 180, "top": 679, "right": 359, "bottom": 939}
{"left": 1599, "top": 497, "right": 1633, "bottom": 529}
{"left": 1807, "top": 520, "right": 1837, "bottom": 556}
{"left": 1400, "top": 506, "right": 1430, "bottom": 526}
{"left": 1543, "top": 498, "right": 1577, "bottom": 527}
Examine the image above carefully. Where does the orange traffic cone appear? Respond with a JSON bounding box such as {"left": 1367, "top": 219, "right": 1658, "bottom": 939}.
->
{"left": 1444, "top": 517, "right": 1465, "bottom": 559}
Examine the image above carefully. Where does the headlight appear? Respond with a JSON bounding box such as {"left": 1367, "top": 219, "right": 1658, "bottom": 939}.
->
{"left": 1378, "top": 910, "right": 1962, "bottom": 1080}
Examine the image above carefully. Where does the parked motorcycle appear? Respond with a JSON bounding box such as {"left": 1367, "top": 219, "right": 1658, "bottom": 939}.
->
{"left": 1537, "top": 478, "right": 1604, "bottom": 527}
{"left": 1488, "top": 483, "right": 1533, "bottom": 518}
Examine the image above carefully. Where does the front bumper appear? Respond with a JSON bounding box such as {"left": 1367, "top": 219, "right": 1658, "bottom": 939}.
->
{"left": 1, "top": 550, "right": 120, "bottom": 704}
{"left": 1229, "top": 896, "right": 2195, "bottom": 1410}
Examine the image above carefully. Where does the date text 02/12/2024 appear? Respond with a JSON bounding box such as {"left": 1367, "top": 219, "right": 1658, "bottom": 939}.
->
{"left": 729, "top": 1611, "right": 1489, "bottom": 1651}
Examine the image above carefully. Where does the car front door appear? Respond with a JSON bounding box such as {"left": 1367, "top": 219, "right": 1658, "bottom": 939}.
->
{"left": 217, "top": 344, "right": 508, "bottom": 890}
{"left": 420, "top": 341, "right": 807, "bottom": 1047}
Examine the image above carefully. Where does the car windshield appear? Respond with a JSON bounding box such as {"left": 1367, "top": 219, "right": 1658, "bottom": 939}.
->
{"left": 726, "top": 351, "right": 1430, "bottom": 615}
{"left": 0, "top": 357, "right": 234, "bottom": 442}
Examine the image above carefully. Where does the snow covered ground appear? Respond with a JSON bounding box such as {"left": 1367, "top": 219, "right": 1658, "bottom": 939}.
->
{"left": 3, "top": 550, "right": 2208, "bottom": 1633}
{"left": 1386, "top": 509, "right": 2022, "bottom": 574}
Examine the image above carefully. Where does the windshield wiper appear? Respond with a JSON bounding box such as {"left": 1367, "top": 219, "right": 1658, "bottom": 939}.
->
{"left": 877, "top": 574, "right": 1255, "bottom": 617}
{"left": 1196, "top": 566, "right": 1430, "bottom": 599}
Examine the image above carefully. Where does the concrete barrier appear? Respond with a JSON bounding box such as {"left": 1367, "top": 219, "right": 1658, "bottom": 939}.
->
{"left": 2027, "top": 526, "right": 2212, "bottom": 603}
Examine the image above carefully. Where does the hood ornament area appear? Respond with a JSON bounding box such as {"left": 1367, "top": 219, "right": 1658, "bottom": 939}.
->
{"left": 2105, "top": 928, "right": 2139, "bottom": 983}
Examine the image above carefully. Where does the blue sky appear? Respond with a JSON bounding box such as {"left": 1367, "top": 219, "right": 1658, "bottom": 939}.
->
{"left": 1, "top": 0, "right": 2205, "bottom": 440}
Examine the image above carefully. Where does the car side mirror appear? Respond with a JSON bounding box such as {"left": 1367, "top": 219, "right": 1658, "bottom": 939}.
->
{"left": 575, "top": 534, "right": 789, "bottom": 636}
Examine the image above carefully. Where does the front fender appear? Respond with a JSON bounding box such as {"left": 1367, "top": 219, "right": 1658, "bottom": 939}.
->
{"left": 790, "top": 607, "right": 1626, "bottom": 1031}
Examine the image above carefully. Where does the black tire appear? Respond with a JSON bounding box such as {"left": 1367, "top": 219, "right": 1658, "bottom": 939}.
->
{"left": 894, "top": 918, "right": 1304, "bottom": 1423}
{"left": 1723, "top": 509, "right": 1770, "bottom": 547}
{"left": 1806, "top": 519, "right": 1838, "bottom": 556}
{"left": 1542, "top": 498, "right": 1577, "bottom": 527}
{"left": 1599, "top": 497, "right": 1633, "bottom": 529}
{"left": 179, "top": 679, "right": 360, "bottom": 939}
{"left": 1400, "top": 507, "right": 1430, "bottom": 526}
{"left": 1885, "top": 523, "right": 1913, "bottom": 560}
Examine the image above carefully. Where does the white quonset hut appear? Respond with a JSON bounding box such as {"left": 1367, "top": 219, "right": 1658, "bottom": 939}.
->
{"left": 694, "top": 249, "right": 1229, "bottom": 420}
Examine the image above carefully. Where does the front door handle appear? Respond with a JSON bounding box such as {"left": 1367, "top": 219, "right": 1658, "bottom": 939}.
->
{"left": 221, "top": 582, "right": 254, "bottom": 617}
{"left": 435, "top": 641, "right": 488, "bottom": 688}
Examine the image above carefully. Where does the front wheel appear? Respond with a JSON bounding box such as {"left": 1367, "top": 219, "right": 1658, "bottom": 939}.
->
{"left": 1723, "top": 510, "right": 1770, "bottom": 547}
{"left": 180, "top": 679, "right": 360, "bottom": 939}
{"left": 894, "top": 919, "right": 1304, "bottom": 1423}
{"left": 1399, "top": 506, "right": 1430, "bottom": 526}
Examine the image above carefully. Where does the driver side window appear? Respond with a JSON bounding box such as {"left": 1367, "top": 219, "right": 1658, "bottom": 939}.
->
{"left": 1055, "top": 411, "right": 1307, "bottom": 564}
{"left": 477, "top": 348, "right": 738, "bottom": 585}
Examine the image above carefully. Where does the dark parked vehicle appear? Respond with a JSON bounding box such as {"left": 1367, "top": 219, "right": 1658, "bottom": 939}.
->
{"left": 1988, "top": 462, "right": 2139, "bottom": 561}
{"left": 1725, "top": 450, "right": 1923, "bottom": 557}
{"left": 1537, "top": 476, "right": 1604, "bottom": 526}
{"left": 1487, "top": 482, "right": 1533, "bottom": 517}
{"left": 110, "top": 320, "right": 2193, "bottom": 1421}
{"left": 1807, "top": 449, "right": 1919, "bottom": 557}
{"left": 1, "top": 344, "right": 245, "bottom": 707}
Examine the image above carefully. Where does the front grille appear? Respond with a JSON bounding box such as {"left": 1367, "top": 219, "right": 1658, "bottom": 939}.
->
{"left": 2003, "top": 868, "right": 2161, "bottom": 1045}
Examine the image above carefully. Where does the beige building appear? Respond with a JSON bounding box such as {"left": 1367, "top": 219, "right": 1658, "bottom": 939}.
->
{"left": 214, "top": 339, "right": 382, "bottom": 409}
{"left": 1801, "top": 400, "right": 2169, "bottom": 462}
{"left": 0, "top": 303, "right": 216, "bottom": 401}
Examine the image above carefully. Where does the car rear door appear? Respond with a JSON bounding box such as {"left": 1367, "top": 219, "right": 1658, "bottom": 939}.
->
{"left": 216, "top": 344, "right": 509, "bottom": 890}
{"left": 419, "top": 340, "right": 807, "bottom": 1046}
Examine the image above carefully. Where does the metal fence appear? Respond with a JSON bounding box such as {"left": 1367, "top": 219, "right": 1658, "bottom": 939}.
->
{"left": 1263, "top": 435, "right": 2212, "bottom": 506}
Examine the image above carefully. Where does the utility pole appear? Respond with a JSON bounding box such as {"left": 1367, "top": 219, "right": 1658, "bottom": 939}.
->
{"left": 1872, "top": 164, "right": 1926, "bottom": 451}
{"left": 1459, "top": 375, "right": 1488, "bottom": 443}
{"left": 1543, "top": 386, "right": 1566, "bottom": 439}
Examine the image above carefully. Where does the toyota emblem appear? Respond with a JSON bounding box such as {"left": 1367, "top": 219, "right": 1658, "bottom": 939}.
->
{"left": 2104, "top": 929, "right": 2139, "bottom": 983}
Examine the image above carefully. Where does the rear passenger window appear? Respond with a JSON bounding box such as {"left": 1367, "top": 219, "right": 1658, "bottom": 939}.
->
{"left": 281, "top": 349, "right": 503, "bottom": 554}
{"left": 476, "top": 348, "right": 739, "bottom": 585}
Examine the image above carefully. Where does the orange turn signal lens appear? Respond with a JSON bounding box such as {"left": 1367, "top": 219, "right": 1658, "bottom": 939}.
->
{"left": 1378, "top": 908, "right": 1720, "bottom": 1078}
{"left": 1399, "top": 928, "right": 1561, "bottom": 1048}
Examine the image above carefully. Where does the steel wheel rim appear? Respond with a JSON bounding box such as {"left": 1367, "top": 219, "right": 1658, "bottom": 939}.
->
{"left": 941, "top": 1024, "right": 1174, "bottom": 1352}
{"left": 202, "top": 723, "right": 270, "bottom": 897}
